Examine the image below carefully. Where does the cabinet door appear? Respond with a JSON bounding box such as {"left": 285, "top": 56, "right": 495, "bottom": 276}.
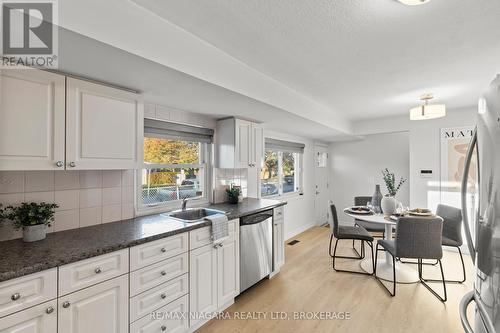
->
{"left": 273, "top": 221, "right": 285, "bottom": 271}
{"left": 234, "top": 119, "right": 251, "bottom": 168}
{"left": 58, "top": 275, "right": 128, "bottom": 333}
{"left": 129, "top": 295, "right": 189, "bottom": 333}
{"left": 217, "top": 233, "right": 239, "bottom": 309}
{"left": 251, "top": 124, "right": 264, "bottom": 167}
{"left": 66, "top": 78, "right": 144, "bottom": 170}
{"left": 0, "top": 300, "right": 57, "bottom": 333}
{"left": 0, "top": 69, "right": 65, "bottom": 170}
{"left": 189, "top": 244, "right": 217, "bottom": 328}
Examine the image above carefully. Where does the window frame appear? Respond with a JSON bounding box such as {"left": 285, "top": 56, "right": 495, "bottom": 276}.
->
{"left": 136, "top": 138, "right": 212, "bottom": 215}
{"left": 261, "top": 149, "right": 303, "bottom": 198}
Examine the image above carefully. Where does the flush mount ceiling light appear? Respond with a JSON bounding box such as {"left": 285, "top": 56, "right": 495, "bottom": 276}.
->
{"left": 410, "top": 93, "right": 446, "bottom": 120}
{"left": 397, "top": 0, "right": 430, "bottom": 5}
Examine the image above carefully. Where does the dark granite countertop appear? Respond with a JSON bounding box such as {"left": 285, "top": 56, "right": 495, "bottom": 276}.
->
{"left": 0, "top": 198, "right": 285, "bottom": 282}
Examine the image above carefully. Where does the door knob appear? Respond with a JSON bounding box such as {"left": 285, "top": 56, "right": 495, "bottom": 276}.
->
{"left": 94, "top": 267, "right": 102, "bottom": 274}
{"left": 160, "top": 247, "right": 166, "bottom": 253}
{"left": 55, "top": 161, "right": 64, "bottom": 168}
{"left": 46, "top": 306, "right": 54, "bottom": 314}
{"left": 11, "top": 293, "right": 21, "bottom": 301}
{"left": 62, "top": 301, "right": 71, "bottom": 308}
{"left": 161, "top": 325, "right": 167, "bottom": 331}
{"left": 160, "top": 270, "right": 167, "bottom": 276}
{"left": 68, "top": 162, "right": 76, "bottom": 168}
{"left": 160, "top": 293, "right": 167, "bottom": 299}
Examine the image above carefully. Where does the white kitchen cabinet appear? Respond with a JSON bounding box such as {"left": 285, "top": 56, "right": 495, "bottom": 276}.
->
{"left": 272, "top": 207, "right": 285, "bottom": 275}
{"left": 58, "top": 274, "right": 128, "bottom": 333}
{"left": 216, "top": 118, "right": 264, "bottom": 169}
{"left": 129, "top": 295, "right": 189, "bottom": 333}
{"left": 66, "top": 78, "right": 144, "bottom": 170}
{"left": 189, "top": 243, "right": 218, "bottom": 328}
{"left": 217, "top": 233, "right": 239, "bottom": 308}
{"left": 0, "top": 299, "right": 57, "bottom": 332}
{"left": 0, "top": 69, "right": 66, "bottom": 171}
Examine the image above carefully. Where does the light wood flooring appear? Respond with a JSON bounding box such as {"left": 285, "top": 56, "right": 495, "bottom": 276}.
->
{"left": 198, "top": 226, "right": 475, "bottom": 333}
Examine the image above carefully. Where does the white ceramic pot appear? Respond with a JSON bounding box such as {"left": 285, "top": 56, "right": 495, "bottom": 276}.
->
{"left": 381, "top": 196, "right": 397, "bottom": 216}
{"left": 23, "top": 224, "right": 47, "bottom": 242}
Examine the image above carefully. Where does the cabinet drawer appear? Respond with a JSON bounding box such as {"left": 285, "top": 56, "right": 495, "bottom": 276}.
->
{"left": 0, "top": 269, "right": 57, "bottom": 318}
{"left": 0, "top": 299, "right": 57, "bottom": 332}
{"left": 130, "top": 233, "right": 188, "bottom": 271}
{"left": 130, "top": 294, "right": 188, "bottom": 333}
{"left": 59, "top": 249, "right": 129, "bottom": 296}
{"left": 189, "top": 220, "right": 239, "bottom": 250}
{"left": 130, "top": 253, "right": 188, "bottom": 297}
{"left": 130, "top": 273, "right": 188, "bottom": 323}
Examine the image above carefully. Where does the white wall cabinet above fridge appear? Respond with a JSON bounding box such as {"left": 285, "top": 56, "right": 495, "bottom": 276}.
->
{"left": 216, "top": 118, "right": 264, "bottom": 170}
{"left": 0, "top": 69, "right": 144, "bottom": 171}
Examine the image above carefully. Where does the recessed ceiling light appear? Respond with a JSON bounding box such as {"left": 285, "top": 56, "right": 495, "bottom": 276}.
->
{"left": 397, "top": 0, "right": 430, "bottom": 6}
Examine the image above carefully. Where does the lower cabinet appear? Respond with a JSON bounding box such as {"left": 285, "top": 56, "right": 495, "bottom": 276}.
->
{"left": 58, "top": 274, "right": 129, "bottom": 333}
{"left": 189, "top": 233, "right": 240, "bottom": 328}
{"left": 129, "top": 294, "right": 189, "bottom": 333}
{"left": 0, "top": 299, "right": 57, "bottom": 332}
{"left": 273, "top": 207, "right": 285, "bottom": 274}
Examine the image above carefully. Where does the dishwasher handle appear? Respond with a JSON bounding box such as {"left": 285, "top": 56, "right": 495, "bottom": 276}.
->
{"left": 240, "top": 211, "right": 273, "bottom": 226}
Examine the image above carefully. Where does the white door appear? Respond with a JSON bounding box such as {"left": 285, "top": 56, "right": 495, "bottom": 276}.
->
{"left": 189, "top": 244, "right": 217, "bottom": 328}
{"left": 58, "top": 275, "right": 128, "bottom": 333}
{"left": 0, "top": 300, "right": 57, "bottom": 332}
{"left": 66, "top": 78, "right": 144, "bottom": 170}
{"left": 234, "top": 119, "right": 251, "bottom": 168}
{"left": 217, "top": 234, "right": 239, "bottom": 308}
{"left": 314, "top": 145, "right": 329, "bottom": 225}
{"left": 0, "top": 69, "right": 66, "bottom": 170}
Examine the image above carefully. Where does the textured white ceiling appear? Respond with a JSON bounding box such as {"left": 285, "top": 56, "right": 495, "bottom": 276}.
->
{"left": 133, "top": 0, "right": 500, "bottom": 121}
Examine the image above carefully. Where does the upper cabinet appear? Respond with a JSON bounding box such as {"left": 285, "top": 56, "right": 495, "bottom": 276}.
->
{"left": 0, "top": 69, "right": 144, "bottom": 171}
{"left": 216, "top": 118, "right": 264, "bottom": 169}
{"left": 0, "top": 69, "right": 66, "bottom": 170}
{"left": 66, "top": 78, "right": 143, "bottom": 170}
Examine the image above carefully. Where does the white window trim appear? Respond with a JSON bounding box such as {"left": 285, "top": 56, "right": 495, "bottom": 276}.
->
{"left": 261, "top": 150, "right": 304, "bottom": 198}
{"left": 136, "top": 142, "right": 212, "bottom": 216}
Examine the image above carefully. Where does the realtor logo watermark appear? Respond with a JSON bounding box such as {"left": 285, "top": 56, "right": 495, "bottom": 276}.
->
{"left": 1, "top": 0, "right": 58, "bottom": 68}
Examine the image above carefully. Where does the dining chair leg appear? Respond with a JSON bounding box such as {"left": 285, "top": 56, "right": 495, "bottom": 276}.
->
{"left": 352, "top": 240, "right": 366, "bottom": 259}
{"left": 421, "top": 247, "right": 466, "bottom": 284}
{"left": 418, "top": 259, "right": 447, "bottom": 302}
{"left": 332, "top": 239, "right": 374, "bottom": 275}
{"left": 374, "top": 243, "right": 396, "bottom": 297}
{"left": 329, "top": 233, "right": 334, "bottom": 257}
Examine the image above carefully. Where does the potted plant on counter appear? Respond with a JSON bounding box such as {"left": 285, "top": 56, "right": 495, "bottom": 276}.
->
{"left": 381, "top": 168, "right": 407, "bottom": 216}
{"left": 3, "top": 202, "right": 58, "bottom": 242}
{"left": 226, "top": 187, "right": 241, "bottom": 204}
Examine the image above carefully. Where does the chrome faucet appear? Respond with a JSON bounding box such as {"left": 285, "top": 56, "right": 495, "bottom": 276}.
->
{"left": 181, "top": 198, "right": 189, "bottom": 211}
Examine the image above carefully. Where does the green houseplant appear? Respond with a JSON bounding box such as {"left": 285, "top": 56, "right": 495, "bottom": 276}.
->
{"left": 3, "top": 202, "right": 58, "bottom": 242}
{"left": 226, "top": 187, "right": 241, "bottom": 204}
{"left": 381, "top": 168, "right": 407, "bottom": 215}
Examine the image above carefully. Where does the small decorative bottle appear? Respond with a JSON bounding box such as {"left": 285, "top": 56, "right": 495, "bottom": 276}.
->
{"left": 371, "top": 185, "right": 383, "bottom": 214}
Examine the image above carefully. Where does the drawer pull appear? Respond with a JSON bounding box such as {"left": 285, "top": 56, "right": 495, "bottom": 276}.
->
{"left": 161, "top": 325, "right": 167, "bottom": 331}
{"left": 160, "top": 270, "right": 167, "bottom": 276}
{"left": 46, "top": 306, "right": 54, "bottom": 314}
{"left": 62, "top": 301, "right": 71, "bottom": 308}
{"left": 94, "top": 267, "right": 102, "bottom": 274}
{"left": 11, "top": 293, "right": 21, "bottom": 301}
{"left": 160, "top": 247, "right": 167, "bottom": 253}
{"left": 160, "top": 293, "right": 167, "bottom": 299}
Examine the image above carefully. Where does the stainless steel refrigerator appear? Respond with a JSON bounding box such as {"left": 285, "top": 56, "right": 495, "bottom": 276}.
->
{"left": 460, "top": 75, "right": 500, "bottom": 333}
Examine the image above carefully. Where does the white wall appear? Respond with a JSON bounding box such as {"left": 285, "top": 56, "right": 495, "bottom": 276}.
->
{"left": 329, "top": 132, "right": 410, "bottom": 224}
{"left": 265, "top": 130, "right": 317, "bottom": 240}
{"left": 352, "top": 107, "right": 476, "bottom": 212}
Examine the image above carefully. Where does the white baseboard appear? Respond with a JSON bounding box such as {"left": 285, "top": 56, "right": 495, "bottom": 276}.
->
{"left": 285, "top": 222, "right": 316, "bottom": 241}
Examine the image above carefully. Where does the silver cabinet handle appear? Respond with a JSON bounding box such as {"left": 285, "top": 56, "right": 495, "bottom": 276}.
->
{"left": 94, "top": 267, "right": 102, "bottom": 274}
{"left": 55, "top": 161, "right": 64, "bottom": 168}
{"left": 46, "top": 306, "right": 54, "bottom": 314}
{"left": 213, "top": 244, "right": 219, "bottom": 249}
{"left": 160, "top": 270, "right": 166, "bottom": 276}
{"left": 219, "top": 243, "right": 223, "bottom": 248}
{"left": 68, "top": 162, "right": 76, "bottom": 168}
{"left": 160, "top": 293, "right": 166, "bottom": 299}
{"left": 161, "top": 325, "right": 167, "bottom": 331}
{"left": 62, "top": 301, "right": 71, "bottom": 308}
{"left": 11, "top": 293, "right": 20, "bottom": 301}
{"left": 160, "top": 247, "right": 166, "bottom": 253}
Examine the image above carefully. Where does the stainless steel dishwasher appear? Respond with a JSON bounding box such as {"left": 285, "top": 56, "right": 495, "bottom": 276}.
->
{"left": 239, "top": 210, "right": 273, "bottom": 292}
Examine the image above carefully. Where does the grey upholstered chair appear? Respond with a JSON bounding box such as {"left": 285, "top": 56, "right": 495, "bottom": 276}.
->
{"left": 374, "top": 216, "right": 447, "bottom": 301}
{"left": 329, "top": 204, "right": 375, "bottom": 275}
{"left": 436, "top": 204, "right": 466, "bottom": 283}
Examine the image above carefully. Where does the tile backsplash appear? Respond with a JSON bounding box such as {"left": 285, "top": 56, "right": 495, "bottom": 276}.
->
{"left": 0, "top": 170, "right": 135, "bottom": 241}
{"left": 213, "top": 168, "right": 248, "bottom": 203}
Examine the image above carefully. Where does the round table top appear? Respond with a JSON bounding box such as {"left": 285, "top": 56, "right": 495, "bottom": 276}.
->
{"left": 343, "top": 208, "right": 396, "bottom": 225}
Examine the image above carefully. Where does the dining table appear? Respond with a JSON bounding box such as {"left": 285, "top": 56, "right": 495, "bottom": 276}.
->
{"left": 343, "top": 209, "right": 419, "bottom": 283}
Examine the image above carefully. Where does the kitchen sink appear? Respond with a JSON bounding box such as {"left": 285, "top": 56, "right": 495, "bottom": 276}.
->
{"left": 167, "top": 208, "right": 226, "bottom": 223}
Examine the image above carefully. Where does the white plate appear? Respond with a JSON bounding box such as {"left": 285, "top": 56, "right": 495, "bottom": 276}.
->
{"left": 409, "top": 211, "right": 433, "bottom": 216}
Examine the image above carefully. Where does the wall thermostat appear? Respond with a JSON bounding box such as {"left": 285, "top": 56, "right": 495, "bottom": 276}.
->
{"left": 420, "top": 169, "right": 433, "bottom": 178}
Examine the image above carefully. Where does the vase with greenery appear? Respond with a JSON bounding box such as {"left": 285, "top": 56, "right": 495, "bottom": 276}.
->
{"left": 381, "top": 168, "right": 407, "bottom": 215}
{"left": 226, "top": 187, "right": 240, "bottom": 204}
{"left": 3, "top": 202, "right": 58, "bottom": 242}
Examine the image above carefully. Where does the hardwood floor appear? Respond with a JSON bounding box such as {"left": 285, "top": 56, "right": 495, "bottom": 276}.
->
{"left": 198, "top": 226, "right": 474, "bottom": 333}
